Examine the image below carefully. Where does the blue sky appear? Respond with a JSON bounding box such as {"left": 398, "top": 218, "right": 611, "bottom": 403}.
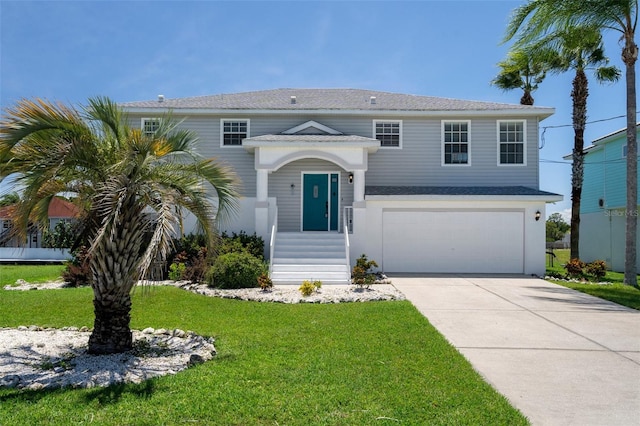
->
{"left": 0, "top": 0, "right": 633, "bottom": 220}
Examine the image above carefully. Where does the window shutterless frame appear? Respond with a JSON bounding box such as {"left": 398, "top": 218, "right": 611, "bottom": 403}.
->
{"left": 220, "top": 119, "right": 250, "bottom": 147}
{"left": 373, "top": 120, "right": 402, "bottom": 148}
{"left": 497, "top": 119, "right": 527, "bottom": 166}
{"left": 141, "top": 118, "right": 161, "bottom": 137}
{"left": 441, "top": 120, "right": 471, "bottom": 166}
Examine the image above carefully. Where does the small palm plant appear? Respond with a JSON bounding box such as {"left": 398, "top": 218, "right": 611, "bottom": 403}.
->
{"left": 0, "top": 97, "right": 239, "bottom": 354}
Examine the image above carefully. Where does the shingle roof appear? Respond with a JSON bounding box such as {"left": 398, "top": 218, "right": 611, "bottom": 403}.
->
{"left": 365, "top": 186, "right": 562, "bottom": 197}
{"left": 120, "top": 88, "right": 553, "bottom": 113}
{"left": 0, "top": 197, "right": 79, "bottom": 219}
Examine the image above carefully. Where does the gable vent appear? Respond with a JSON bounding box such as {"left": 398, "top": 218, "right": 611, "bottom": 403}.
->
{"left": 370, "top": 96, "right": 377, "bottom": 105}
{"left": 290, "top": 95, "right": 297, "bottom": 104}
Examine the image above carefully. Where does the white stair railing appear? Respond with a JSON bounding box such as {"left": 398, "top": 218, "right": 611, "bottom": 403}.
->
{"left": 268, "top": 209, "right": 278, "bottom": 277}
{"left": 343, "top": 206, "right": 353, "bottom": 233}
{"left": 344, "top": 224, "right": 351, "bottom": 284}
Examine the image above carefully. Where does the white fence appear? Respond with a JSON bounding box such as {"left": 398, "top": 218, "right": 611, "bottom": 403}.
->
{"left": 0, "top": 248, "right": 71, "bottom": 262}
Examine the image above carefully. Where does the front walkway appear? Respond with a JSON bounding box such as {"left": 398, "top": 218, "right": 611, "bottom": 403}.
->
{"left": 391, "top": 275, "right": 640, "bottom": 426}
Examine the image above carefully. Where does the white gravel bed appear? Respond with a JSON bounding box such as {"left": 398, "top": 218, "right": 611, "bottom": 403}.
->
{"left": 0, "top": 327, "right": 215, "bottom": 390}
{"left": 179, "top": 282, "right": 405, "bottom": 303}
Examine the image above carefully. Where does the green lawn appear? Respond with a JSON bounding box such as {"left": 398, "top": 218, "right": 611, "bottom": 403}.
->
{"left": 0, "top": 286, "right": 528, "bottom": 425}
{"left": 546, "top": 248, "right": 640, "bottom": 310}
{"left": 0, "top": 264, "right": 66, "bottom": 286}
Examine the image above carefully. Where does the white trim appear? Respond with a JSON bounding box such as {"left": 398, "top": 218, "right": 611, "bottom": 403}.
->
{"left": 441, "top": 120, "right": 471, "bottom": 166}
{"left": 497, "top": 119, "right": 527, "bottom": 167}
{"left": 300, "top": 171, "right": 341, "bottom": 232}
{"left": 220, "top": 118, "right": 250, "bottom": 148}
{"left": 373, "top": 119, "right": 403, "bottom": 149}
{"left": 282, "top": 120, "right": 343, "bottom": 135}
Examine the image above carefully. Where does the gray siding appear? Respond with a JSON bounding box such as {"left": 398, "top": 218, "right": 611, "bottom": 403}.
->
{"left": 126, "top": 113, "right": 542, "bottom": 198}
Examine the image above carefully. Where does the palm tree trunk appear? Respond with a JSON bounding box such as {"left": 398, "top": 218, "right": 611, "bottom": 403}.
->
{"left": 88, "top": 294, "right": 133, "bottom": 354}
{"left": 570, "top": 69, "right": 588, "bottom": 260}
{"left": 88, "top": 197, "right": 145, "bottom": 354}
{"left": 520, "top": 90, "right": 534, "bottom": 105}
{"left": 623, "top": 39, "right": 638, "bottom": 287}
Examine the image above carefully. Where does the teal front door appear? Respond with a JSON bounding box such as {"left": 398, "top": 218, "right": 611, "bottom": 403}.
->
{"left": 303, "top": 174, "right": 329, "bottom": 231}
{"left": 303, "top": 173, "right": 339, "bottom": 231}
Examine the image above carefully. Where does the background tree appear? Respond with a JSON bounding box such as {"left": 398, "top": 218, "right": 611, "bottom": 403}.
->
{"left": 0, "top": 97, "right": 239, "bottom": 354}
{"left": 0, "top": 191, "right": 20, "bottom": 207}
{"left": 524, "top": 26, "right": 620, "bottom": 260}
{"left": 504, "top": 0, "right": 638, "bottom": 287}
{"left": 491, "top": 48, "right": 548, "bottom": 105}
{"left": 546, "top": 212, "right": 571, "bottom": 242}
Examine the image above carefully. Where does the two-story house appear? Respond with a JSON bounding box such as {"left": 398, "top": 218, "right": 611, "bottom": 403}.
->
{"left": 577, "top": 125, "right": 639, "bottom": 271}
{"left": 121, "top": 88, "right": 561, "bottom": 281}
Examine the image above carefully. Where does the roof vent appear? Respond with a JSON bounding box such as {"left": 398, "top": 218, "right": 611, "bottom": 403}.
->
{"left": 370, "top": 96, "right": 377, "bottom": 105}
{"left": 158, "top": 94, "right": 165, "bottom": 103}
{"left": 290, "top": 95, "right": 297, "bottom": 104}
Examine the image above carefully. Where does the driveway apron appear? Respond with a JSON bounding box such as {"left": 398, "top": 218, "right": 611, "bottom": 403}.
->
{"left": 391, "top": 275, "right": 640, "bottom": 426}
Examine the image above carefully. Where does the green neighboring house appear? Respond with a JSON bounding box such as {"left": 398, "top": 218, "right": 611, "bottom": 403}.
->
{"left": 576, "top": 124, "right": 640, "bottom": 271}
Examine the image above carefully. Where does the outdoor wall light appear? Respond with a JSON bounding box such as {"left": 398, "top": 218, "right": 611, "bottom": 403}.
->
{"left": 290, "top": 183, "right": 295, "bottom": 189}
{"left": 348, "top": 173, "right": 354, "bottom": 184}
{"left": 535, "top": 211, "right": 541, "bottom": 221}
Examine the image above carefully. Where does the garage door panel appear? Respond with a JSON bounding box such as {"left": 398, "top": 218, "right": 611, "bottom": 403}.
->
{"left": 383, "top": 211, "right": 524, "bottom": 273}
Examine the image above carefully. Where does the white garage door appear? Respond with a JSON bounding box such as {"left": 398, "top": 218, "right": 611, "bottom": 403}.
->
{"left": 383, "top": 210, "right": 524, "bottom": 273}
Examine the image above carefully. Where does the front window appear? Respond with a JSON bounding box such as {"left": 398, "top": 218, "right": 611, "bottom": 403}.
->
{"left": 374, "top": 120, "right": 402, "bottom": 148}
{"left": 142, "top": 118, "right": 161, "bottom": 137}
{"left": 222, "top": 119, "right": 249, "bottom": 146}
{"left": 498, "top": 120, "right": 526, "bottom": 165}
{"left": 442, "top": 121, "right": 470, "bottom": 165}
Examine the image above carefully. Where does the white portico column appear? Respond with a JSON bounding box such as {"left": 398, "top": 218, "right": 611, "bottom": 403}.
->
{"left": 353, "top": 169, "right": 365, "bottom": 203}
{"left": 350, "top": 168, "right": 367, "bottom": 269}
{"left": 255, "top": 169, "right": 270, "bottom": 241}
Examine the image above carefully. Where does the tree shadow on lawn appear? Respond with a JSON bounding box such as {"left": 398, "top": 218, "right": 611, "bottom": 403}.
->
{"left": 81, "top": 379, "right": 156, "bottom": 405}
{"left": 527, "top": 285, "right": 635, "bottom": 312}
{"left": 0, "top": 379, "right": 156, "bottom": 406}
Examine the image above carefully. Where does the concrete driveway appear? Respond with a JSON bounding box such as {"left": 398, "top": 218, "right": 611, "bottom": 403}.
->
{"left": 390, "top": 275, "right": 640, "bottom": 426}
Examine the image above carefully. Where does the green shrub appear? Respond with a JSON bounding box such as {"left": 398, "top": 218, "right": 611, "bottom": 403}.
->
{"left": 219, "top": 231, "right": 265, "bottom": 259}
{"left": 299, "top": 280, "right": 322, "bottom": 296}
{"left": 168, "top": 262, "right": 186, "bottom": 280}
{"left": 207, "top": 251, "right": 266, "bottom": 289}
{"left": 585, "top": 260, "right": 607, "bottom": 281}
{"left": 352, "top": 254, "right": 379, "bottom": 288}
{"left": 564, "top": 258, "right": 585, "bottom": 278}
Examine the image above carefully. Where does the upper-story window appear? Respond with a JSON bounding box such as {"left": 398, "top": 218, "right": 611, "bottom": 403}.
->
{"left": 221, "top": 119, "right": 249, "bottom": 146}
{"left": 142, "top": 118, "right": 161, "bottom": 137}
{"left": 498, "top": 120, "right": 526, "bottom": 165}
{"left": 442, "top": 121, "right": 470, "bottom": 165}
{"left": 373, "top": 120, "right": 402, "bottom": 148}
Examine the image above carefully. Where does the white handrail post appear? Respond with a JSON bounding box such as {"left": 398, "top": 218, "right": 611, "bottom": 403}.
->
{"left": 344, "top": 224, "right": 351, "bottom": 285}
{"left": 268, "top": 209, "right": 278, "bottom": 277}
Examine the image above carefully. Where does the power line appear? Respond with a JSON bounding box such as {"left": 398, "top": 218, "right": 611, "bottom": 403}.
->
{"left": 539, "top": 111, "right": 640, "bottom": 149}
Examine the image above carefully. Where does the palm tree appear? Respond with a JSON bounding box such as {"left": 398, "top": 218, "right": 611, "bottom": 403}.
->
{"left": 505, "top": 0, "right": 639, "bottom": 287}
{"left": 526, "top": 26, "right": 620, "bottom": 261}
{"left": 491, "top": 48, "right": 548, "bottom": 105}
{"left": 0, "top": 97, "right": 240, "bottom": 353}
